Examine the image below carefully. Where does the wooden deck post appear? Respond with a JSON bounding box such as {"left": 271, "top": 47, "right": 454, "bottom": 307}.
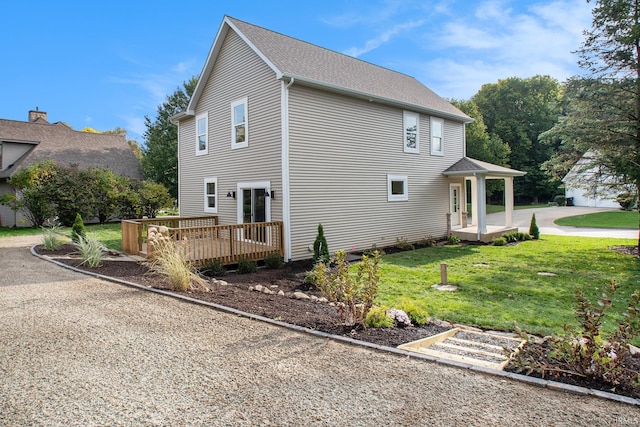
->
{"left": 440, "top": 263, "right": 448, "bottom": 285}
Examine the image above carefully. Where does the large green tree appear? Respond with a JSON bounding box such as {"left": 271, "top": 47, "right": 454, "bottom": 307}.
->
{"left": 141, "top": 76, "right": 198, "bottom": 200}
{"left": 472, "top": 75, "right": 563, "bottom": 203}
{"left": 449, "top": 99, "right": 510, "bottom": 166}
{"left": 543, "top": 0, "right": 640, "bottom": 248}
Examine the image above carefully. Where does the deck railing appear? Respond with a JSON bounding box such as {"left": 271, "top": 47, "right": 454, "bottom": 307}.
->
{"left": 121, "top": 216, "right": 219, "bottom": 256}
{"left": 122, "top": 216, "right": 284, "bottom": 265}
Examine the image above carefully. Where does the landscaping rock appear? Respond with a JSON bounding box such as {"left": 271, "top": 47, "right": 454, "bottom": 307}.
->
{"left": 277, "top": 290, "right": 285, "bottom": 296}
{"left": 293, "top": 291, "right": 310, "bottom": 300}
{"left": 629, "top": 344, "right": 640, "bottom": 358}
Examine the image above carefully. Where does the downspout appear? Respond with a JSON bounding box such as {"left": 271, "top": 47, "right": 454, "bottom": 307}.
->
{"left": 281, "top": 77, "right": 294, "bottom": 261}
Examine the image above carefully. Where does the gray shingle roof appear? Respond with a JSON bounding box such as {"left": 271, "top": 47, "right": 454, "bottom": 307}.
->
{"left": 185, "top": 16, "right": 471, "bottom": 123}
{"left": 0, "top": 118, "right": 142, "bottom": 179}
{"left": 443, "top": 157, "right": 525, "bottom": 177}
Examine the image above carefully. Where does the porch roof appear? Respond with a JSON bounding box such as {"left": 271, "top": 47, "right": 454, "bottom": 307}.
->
{"left": 442, "top": 157, "right": 526, "bottom": 179}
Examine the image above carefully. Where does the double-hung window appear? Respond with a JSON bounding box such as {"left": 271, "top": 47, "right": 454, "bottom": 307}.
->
{"left": 196, "top": 112, "right": 208, "bottom": 156}
{"left": 204, "top": 177, "right": 217, "bottom": 213}
{"left": 387, "top": 174, "right": 408, "bottom": 201}
{"left": 231, "top": 97, "right": 248, "bottom": 149}
{"left": 403, "top": 111, "right": 419, "bottom": 153}
{"left": 430, "top": 117, "right": 444, "bottom": 156}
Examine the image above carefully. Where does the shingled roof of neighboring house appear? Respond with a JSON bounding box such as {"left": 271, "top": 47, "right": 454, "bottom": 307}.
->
{"left": 0, "top": 116, "right": 142, "bottom": 179}
{"left": 183, "top": 16, "right": 471, "bottom": 123}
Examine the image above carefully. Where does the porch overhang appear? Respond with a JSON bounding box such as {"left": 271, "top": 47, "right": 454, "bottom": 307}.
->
{"left": 443, "top": 157, "right": 526, "bottom": 241}
{"left": 442, "top": 157, "right": 526, "bottom": 179}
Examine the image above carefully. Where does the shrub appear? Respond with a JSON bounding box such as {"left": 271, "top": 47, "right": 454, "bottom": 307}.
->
{"left": 237, "top": 257, "right": 257, "bottom": 274}
{"left": 41, "top": 224, "right": 63, "bottom": 251}
{"left": 365, "top": 306, "right": 394, "bottom": 328}
{"left": 616, "top": 192, "right": 637, "bottom": 211}
{"left": 199, "top": 259, "right": 227, "bottom": 277}
{"left": 395, "top": 297, "right": 429, "bottom": 326}
{"left": 71, "top": 213, "right": 86, "bottom": 243}
{"left": 313, "top": 249, "right": 381, "bottom": 327}
{"left": 419, "top": 235, "right": 436, "bottom": 247}
{"left": 313, "top": 224, "right": 330, "bottom": 265}
{"left": 148, "top": 238, "right": 207, "bottom": 292}
{"left": 74, "top": 234, "right": 105, "bottom": 268}
{"left": 395, "top": 237, "right": 414, "bottom": 250}
{"left": 501, "top": 231, "right": 532, "bottom": 243}
{"left": 264, "top": 252, "right": 284, "bottom": 269}
{"left": 447, "top": 233, "right": 461, "bottom": 245}
{"left": 529, "top": 214, "right": 540, "bottom": 240}
{"left": 492, "top": 236, "right": 507, "bottom": 246}
{"left": 554, "top": 195, "right": 566, "bottom": 206}
{"left": 512, "top": 281, "right": 640, "bottom": 387}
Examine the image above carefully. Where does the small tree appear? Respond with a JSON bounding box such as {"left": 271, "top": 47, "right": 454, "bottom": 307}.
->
{"left": 139, "top": 181, "right": 172, "bottom": 218}
{"left": 71, "top": 213, "right": 86, "bottom": 243}
{"left": 1, "top": 161, "right": 58, "bottom": 227}
{"left": 529, "top": 214, "right": 540, "bottom": 240}
{"left": 313, "top": 224, "right": 330, "bottom": 265}
{"left": 314, "top": 249, "right": 381, "bottom": 327}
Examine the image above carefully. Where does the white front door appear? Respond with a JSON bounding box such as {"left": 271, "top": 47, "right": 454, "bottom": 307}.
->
{"left": 450, "top": 183, "right": 462, "bottom": 227}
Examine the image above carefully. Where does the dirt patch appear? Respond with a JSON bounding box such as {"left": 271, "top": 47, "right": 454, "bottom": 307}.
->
{"left": 36, "top": 244, "right": 639, "bottom": 399}
{"left": 609, "top": 245, "right": 639, "bottom": 257}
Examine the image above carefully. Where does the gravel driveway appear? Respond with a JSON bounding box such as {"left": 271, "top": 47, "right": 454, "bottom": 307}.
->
{"left": 0, "top": 235, "right": 638, "bottom": 426}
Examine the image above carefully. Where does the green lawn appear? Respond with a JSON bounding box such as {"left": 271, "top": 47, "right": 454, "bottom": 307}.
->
{"left": 0, "top": 223, "right": 123, "bottom": 251}
{"left": 468, "top": 203, "right": 550, "bottom": 215}
{"left": 377, "top": 235, "right": 639, "bottom": 342}
{"left": 555, "top": 211, "right": 638, "bottom": 229}
{"left": 0, "top": 226, "right": 44, "bottom": 238}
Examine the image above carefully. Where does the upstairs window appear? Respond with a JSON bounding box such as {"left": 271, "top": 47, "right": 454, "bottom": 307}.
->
{"left": 430, "top": 117, "right": 444, "bottom": 156}
{"left": 231, "top": 97, "right": 248, "bottom": 149}
{"left": 196, "top": 112, "right": 208, "bottom": 156}
{"left": 387, "top": 174, "right": 408, "bottom": 201}
{"left": 204, "top": 177, "right": 217, "bottom": 213}
{"left": 403, "top": 111, "right": 419, "bottom": 153}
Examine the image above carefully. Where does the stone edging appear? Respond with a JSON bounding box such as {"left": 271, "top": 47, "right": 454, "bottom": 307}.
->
{"left": 31, "top": 246, "right": 640, "bottom": 408}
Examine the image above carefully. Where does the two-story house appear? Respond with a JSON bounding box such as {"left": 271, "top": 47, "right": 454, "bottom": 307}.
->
{"left": 173, "top": 16, "right": 523, "bottom": 262}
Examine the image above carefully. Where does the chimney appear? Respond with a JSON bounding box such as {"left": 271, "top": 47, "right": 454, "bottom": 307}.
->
{"left": 28, "top": 107, "right": 48, "bottom": 123}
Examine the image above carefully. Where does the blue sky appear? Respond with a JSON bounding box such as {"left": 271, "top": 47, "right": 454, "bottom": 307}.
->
{"left": 1, "top": 0, "right": 593, "bottom": 143}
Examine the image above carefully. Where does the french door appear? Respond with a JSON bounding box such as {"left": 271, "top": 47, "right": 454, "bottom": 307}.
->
{"left": 237, "top": 181, "right": 270, "bottom": 243}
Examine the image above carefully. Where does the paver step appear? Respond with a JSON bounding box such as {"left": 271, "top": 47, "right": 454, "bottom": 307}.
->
{"left": 398, "top": 327, "right": 525, "bottom": 370}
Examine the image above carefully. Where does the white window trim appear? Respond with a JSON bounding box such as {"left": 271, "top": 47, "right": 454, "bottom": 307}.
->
{"left": 204, "top": 177, "right": 218, "bottom": 213}
{"left": 196, "top": 112, "right": 208, "bottom": 156}
{"left": 430, "top": 117, "right": 444, "bottom": 156}
{"left": 231, "top": 97, "right": 248, "bottom": 149}
{"left": 403, "top": 111, "right": 419, "bottom": 153}
{"left": 387, "top": 174, "right": 408, "bottom": 202}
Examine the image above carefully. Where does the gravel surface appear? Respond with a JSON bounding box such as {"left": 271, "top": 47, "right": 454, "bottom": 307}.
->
{"left": 1, "top": 235, "right": 638, "bottom": 426}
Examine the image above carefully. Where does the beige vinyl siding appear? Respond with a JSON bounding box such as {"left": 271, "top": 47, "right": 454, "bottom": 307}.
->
{"left": 288, "top": 85, "right": 465, "bottom": 260}
{"left": 178, "top": 30, "right": 282, "bottom": 226}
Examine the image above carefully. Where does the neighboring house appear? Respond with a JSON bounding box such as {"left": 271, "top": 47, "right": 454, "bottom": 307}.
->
{"left": 563, "top": 150, "right": 635, "bottom": 208}
{"left": 0, "top": 110, "right": 142, "bottom": 227}
{"left": 173, "top": 16, "right": 524, "bottom": 262}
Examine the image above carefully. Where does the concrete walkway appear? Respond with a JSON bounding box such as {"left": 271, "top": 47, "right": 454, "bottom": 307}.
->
{"left": 487, "top": 206, "right": 637, "bottom": 239}
{"left": 0, "top": 235, "right": 638, "bottom": 425}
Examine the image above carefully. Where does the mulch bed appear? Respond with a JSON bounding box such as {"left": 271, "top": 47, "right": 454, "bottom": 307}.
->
{"left": 36, "top": 244, "right": 640, "bottom": 399}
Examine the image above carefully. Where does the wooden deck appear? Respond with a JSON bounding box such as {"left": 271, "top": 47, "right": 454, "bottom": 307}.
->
{"left": 122, "top": 216, "right": 284, "bottom": 265}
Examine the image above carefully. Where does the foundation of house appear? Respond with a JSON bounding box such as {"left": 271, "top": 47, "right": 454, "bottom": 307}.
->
{"left": 451, "top": 225, "right": 518, "bottom": 243}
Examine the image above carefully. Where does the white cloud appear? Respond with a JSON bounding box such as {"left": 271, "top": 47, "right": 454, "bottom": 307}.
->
{"left": 344, "top": 20, "right": 426, "bottom": 57}
{"left": 418, "top": 0, "right": 594, "bottom": 98}
{"left": 110, "top": 59, "right": 197, "bottom": 141}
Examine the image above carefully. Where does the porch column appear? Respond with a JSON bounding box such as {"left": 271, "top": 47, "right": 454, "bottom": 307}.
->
{"left": 469, "top": 176, "right": 478, "bottom": 226}
{"left": 505, "top": 177, "right": 514, "bottom": 227}
{"left": 476, "top": 175, "right": 487, "bottom": 238}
